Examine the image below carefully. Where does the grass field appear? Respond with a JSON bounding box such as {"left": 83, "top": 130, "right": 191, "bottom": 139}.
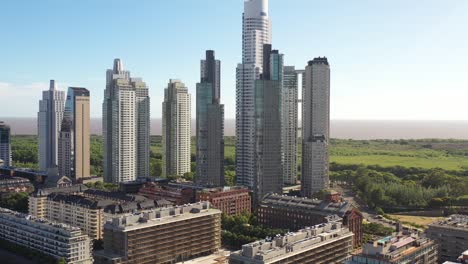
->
{"left": 387, "top": 214, "right": 444, "bottom": 227}
{"left": 10, "top": 135, "right": 468, "bottom": 173}
{"left": 329, "top": 139, "right": 468, "bottom": 171}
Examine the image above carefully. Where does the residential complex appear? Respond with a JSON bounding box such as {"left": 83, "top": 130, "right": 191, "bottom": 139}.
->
{"left": 196, "top": 50, "right": 225, "bottom": 187}
{"left": 347, "top": 233, "right": 438, "bottom": 264}
{"left": 281, "top": 67, "right": 299, "bottom": 185}
{"left": 45, "top": 193, "right": 106, "bottom": 240}
{"left": 0, "top": 207, "right": 93, "bottom": 264}
{"left": 94, "top": 202, "right": 222, "bottom": 264}
{"left": 29, "top": 185, "right": 165, "bottom": 240}
{"left": 426, "top": 214, "right": 468, "bottom": 262}
{"left": 257, "top": 193, "right": 363, "bottom": 247}
{"left": 301, "top": 58, "right": 331, "bottom": 197}
{"left": 103, "top": 59, "right": 150, "bottom": 183}
{"left": 229, "top": 221, "right": 354, "bottom": 264}
{"left": 0, "top": 174, "right": 34, "bottom": 197}
{"left": 58, "top": 87, "right": 90, "bottom": 182}
{"left": 236, "top": 0, "right": 272, "bottom": 189}
{"left": 253, "top": 45, "right": 283, "bottom": 203}
{"left": 0, "top": 121, "right": 12, "bottom": 167}
{"left": 196, "top": 186, "right": 251, "bottom": 215}
{"left": 38, "top": 80, "right": 65, "bottom": 171}
{"left": 162, "top": 79, "right": 191, "bottom": 177}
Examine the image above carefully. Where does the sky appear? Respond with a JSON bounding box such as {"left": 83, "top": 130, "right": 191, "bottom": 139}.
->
{"left": 1, "top": 0, "right": 467, "bottom": 120}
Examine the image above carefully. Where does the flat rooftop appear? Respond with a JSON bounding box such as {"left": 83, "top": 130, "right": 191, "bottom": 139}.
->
{"left": 0, "top": 207, "right": 81, "bottom": 233}
{"left": 105, "top": 202, "right": 221, "bottom": 232}
{"left": 429, "top": 214, "right": 468, "bottom": 230}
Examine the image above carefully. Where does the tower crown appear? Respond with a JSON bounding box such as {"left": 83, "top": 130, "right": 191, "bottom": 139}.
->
{"left": 113, "top": 59, "right": 123, "bottom": 73}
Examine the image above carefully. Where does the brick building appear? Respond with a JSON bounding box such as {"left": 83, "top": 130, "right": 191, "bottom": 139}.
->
{"left": 138, "top": 182, "right": 193, "bottom": 205}
{"left": 196, "top": 187, "right": 251, "bottom": 215}
{"left": 257, "top": 193, "right": 363, "bottom": 247}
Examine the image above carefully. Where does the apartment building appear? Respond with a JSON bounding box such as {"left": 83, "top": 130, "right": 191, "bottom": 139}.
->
{"left": 0, "top": 207, "right": 93, "bottom": 264}
{"left": 196, "top": 186, "right": 251, "bottom": 215}
{"left": 94, "top": 202, "right": 221, "bottom": 264}
{"left": 229, "top": 221, "right": 353, "bottom": 264}
{"left": 257, "top": 193, "right": 363, "bottom": 247}
{"left": 347, "top": 233, "right": 438, "bottom": 264}
{"left": 426, "top": 215, "right": 468, "bottom": 262}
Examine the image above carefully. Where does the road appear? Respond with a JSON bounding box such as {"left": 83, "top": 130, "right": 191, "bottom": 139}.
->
{"left": 333, "top": 182, "right": 396, "bottom": 229}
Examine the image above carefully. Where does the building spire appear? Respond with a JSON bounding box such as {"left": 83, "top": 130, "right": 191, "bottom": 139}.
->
{"left": 113, "top": 58, "right": 123, "bottom": 73}
{"left": 49, "top": 80, "right": 56, "bottom": 91}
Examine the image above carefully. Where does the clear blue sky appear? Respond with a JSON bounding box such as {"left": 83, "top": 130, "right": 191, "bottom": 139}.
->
{"left": 1, "top": 0, "right": 467, "bottom": 120}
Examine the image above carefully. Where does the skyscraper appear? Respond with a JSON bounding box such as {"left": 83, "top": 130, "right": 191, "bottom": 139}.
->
{"left": 38, "top": 80, "right": 65, "bottom": 171}
{"left": 103, "top": 59, "right": 150, "bottom": 183}
{"left": 196, "top": 50, "right": 225, "bottom": 187}
{"left": 162, "top": 79, "right": 191, "bottom": 178}
{"left": 301, "top": 58, "right": 331, "bottom": 197}
{"left": 254, "top": 44, "right": 283, "bottom": 203}
{"left": 0, "top": 121, "right": 12, "bottom": 167}
{"left": 236, "top": 0, "right": 272, "bottom": 189}
{"left": 282, "top": 66, "right": 299, "bottom": 185}
{"left": 58, "top": 87, "right": 90, "bottom": 182}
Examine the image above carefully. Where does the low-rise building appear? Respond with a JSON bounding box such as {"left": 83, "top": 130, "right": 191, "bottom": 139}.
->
{"left": 29, "top": 186, "right": 167, "bottom": 240}
{"left": 139, "top": 182, "right": 194, "bottom": 205}
{"left": 442, "top": 249, "right": 468, "bottom": 264}
{"left": 0, "top": 174, "right": 34, "bottom": 197}
{"left": 426, "top": 215, "right": 468, "bottom": 262}
{"left": 0, "top": 207, "right": 93, "bottom": 264}
{"left": 346, "top": 233, "right": 438, "bottom": 264}
{"left": 196, "top": 187, "right": 251, "bottom": 215}
{"left": 46, "top": 193, "right": 108, "bottom": 240}
{"left": 28, "top": 184, "right": 88, "bottom": 218}
{"left": 229, "top": 221, "right": 353, "bottom": 264}
{"left": 257, "top": 193, "right": 363, "bottom": 247}
{"left": 0, "top": 166, "right": 48, "bottom": 184}
{"left": 94, "top": 202, "right": 221, "bottom": 264}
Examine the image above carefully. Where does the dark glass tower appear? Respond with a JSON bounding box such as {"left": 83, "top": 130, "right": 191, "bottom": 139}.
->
{"left": 196, "top": 50, "right": 225, "bottom": 187}
{"left": 253, "top": 44, "right": 283, "bottom": 204}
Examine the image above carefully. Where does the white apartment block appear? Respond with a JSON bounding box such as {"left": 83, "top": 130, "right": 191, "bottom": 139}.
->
{"left": 0, "top": 207, "right": 93, "bottom": 264}
{"left": 162, "top": 79, "right": 191, "bottom": 177}
{"left": 229, "top": 221, "right": 353, "bottom": 264}
{"left": 103, "top": 59, "right": 150, "bottom": 183}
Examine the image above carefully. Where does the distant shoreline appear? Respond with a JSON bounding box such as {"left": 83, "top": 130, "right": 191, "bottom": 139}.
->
{"left": 3, "top": 117, "right": 468, "bottom": 140}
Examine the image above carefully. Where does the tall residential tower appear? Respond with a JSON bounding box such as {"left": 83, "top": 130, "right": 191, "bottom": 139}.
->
{"left": 254, "top": 45, "right": 283, "bottom": 202}
{"left": 301, "top": 58, "right": 331, "bottom": 197}
{"left": 281, "top": 67, "right": 299, "bottom": 185}
{"left": 196, "top": 50, "right": 225, "bottom": 187}
{"left": 103, "top": 59, "right": 150, "bottom": 183}
{"left": 38, "top": 80, "right": 65, "bottom": 171}
{"left": 58, "top": 87, "right": 90, "bottom": 182}
{"left": 162, "top": 79, "right": 191, "bottom": 177}
{"left": 0, "top": 121, "right": 12, "bottom": 167}
{"left": 236, "top": 0, "right": 272, "bottom": 189}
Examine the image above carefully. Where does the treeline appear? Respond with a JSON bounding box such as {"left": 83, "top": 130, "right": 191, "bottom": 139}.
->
{"left": 331, "top": 163, "right": 468, "bottom": 210}
{"left": 0, "top": 192, "right": 29, "bottom": 213}
{"left": 222, "top": 214, "right": 286, "bottom": 249}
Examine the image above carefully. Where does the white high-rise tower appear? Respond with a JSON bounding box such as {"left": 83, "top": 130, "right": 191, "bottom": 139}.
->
{"left": 162, "top": 79, "right": 191, "bottom": 177}
{"left": 38, "top": 80, "right": 65, "bottom": 171}
{"left": 236, "top": 0, "right": 272, "bottom": 188}
{"left": 103, "top": 59, "right": 150, "bottom": 183}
